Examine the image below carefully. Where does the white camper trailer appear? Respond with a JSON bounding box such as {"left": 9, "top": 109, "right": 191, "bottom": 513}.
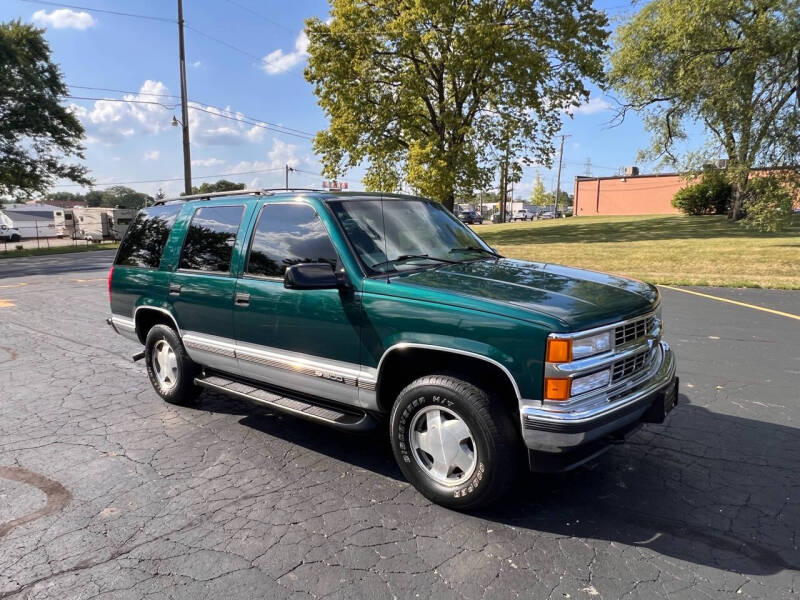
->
{"left": 0, "top": 204, "right": 61, "bottom": 238}
{"left": 70, "top": 207, "right": 137, "bottom": 241}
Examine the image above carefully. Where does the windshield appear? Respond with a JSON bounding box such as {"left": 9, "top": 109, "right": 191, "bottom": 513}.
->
{"left": 327, "top": 198, "right": 496, "bottom": 275}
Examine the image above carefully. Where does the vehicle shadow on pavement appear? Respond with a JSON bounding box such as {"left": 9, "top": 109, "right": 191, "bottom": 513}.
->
{"left": 477, "top": 394, "right": 799, "bottom": 577}
{"left": 196, "top": 390, "right": 404, "bottom": 481}
{"left": 194, "top": 391, "right": 798, "bottom": 577}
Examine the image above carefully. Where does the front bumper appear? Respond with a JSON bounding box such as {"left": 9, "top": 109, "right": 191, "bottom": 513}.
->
{"left": 521, "top": 341, "right": 677, "bottom": 459}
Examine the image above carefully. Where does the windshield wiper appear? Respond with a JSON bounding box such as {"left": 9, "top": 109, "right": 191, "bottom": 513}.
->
{"left": 448, "top": 246, "right": 503, "bottom": 258}
{"left": 370, "top": 254, "right": 458, "bottom": 270}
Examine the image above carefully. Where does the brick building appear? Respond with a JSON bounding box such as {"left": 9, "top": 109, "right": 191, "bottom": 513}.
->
{"left": 573, "top": 168, "right": 799, "bottom": 216}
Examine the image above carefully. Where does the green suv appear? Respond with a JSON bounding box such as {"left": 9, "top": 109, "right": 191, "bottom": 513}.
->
{"left": 108, "top": 190, "right": 678, "bottom": 509}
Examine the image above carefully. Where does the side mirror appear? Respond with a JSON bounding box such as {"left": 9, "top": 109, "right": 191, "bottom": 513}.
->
{"left": 284, "top": 263, "right": 340, "bottom": 290}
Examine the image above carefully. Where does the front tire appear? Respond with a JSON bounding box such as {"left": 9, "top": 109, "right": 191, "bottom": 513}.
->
{"left": 389, "top": 374, "right": 518, "bottom": 510}
{"left": 144, "top": 324, "right": 201, "bottom": 405}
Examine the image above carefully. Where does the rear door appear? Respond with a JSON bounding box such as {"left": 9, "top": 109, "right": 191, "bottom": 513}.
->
{"left": 169, "top": 203, "right": 249, "bottom": 375}
{"left": 233, "top": 201, "right": 362, "bottom": 405}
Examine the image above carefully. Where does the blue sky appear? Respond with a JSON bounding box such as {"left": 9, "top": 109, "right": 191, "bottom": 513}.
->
{"left": 3, "top": 0, "right": 658, "bottom": 200}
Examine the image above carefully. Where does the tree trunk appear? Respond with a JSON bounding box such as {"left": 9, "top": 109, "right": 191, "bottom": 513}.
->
{"left": 729, "top": 172, "right": 749, "bottom": 221}
{"left": 443, "top": 191, "right": 455, "bottom": 212}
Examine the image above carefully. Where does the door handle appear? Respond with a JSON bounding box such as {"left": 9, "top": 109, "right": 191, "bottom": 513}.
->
{"left": 234, "top": 292, "right": 251, "bottom": 306}
{"left": 169, "top": 283, "right": 181, "bottom": 296}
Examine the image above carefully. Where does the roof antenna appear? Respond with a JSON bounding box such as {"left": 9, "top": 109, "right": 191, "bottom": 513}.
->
{"left": 379, "top": 192, "right": 390, "bottom": 284}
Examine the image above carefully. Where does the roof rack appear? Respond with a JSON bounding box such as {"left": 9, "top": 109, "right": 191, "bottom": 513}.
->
{"left": 154, "top": 188, "right": 327, "bottom": 206}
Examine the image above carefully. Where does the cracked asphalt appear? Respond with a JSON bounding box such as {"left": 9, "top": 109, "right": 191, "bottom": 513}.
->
{"left": 0, "top": 251, "right": 798, "bottom": 599}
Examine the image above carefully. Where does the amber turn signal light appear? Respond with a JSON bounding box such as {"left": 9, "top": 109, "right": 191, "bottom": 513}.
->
{"left": 544, "top": 378, "right": 571, "bottom": 401}
{"left": 546, "top": 338, "right": 572, "bottom": 363}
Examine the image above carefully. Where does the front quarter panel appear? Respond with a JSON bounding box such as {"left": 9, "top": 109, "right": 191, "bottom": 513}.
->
{"left": 361, "top": 278, "right": 548, "bottom": 402}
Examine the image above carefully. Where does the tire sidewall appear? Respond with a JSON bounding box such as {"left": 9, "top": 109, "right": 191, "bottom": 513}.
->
{"left": 390, "top": 381, "right": 497, "bottom": 508}
{"left": 145, "top": 325, "right": 195, "bottom": 403}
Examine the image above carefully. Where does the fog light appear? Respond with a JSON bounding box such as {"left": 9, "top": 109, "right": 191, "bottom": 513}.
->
{"left": 544, "top": 378, "right": 571, "bottom": 401}
{"left": 571, "top": 369, "right": 611, "bottom": 396}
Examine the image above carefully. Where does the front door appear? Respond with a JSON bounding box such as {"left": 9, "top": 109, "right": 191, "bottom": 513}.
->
{"left": 170, "top": 203, "right": 247, "bottom": 375}
{"left": 233, "top": 202, "right": 362, "bottom": 406}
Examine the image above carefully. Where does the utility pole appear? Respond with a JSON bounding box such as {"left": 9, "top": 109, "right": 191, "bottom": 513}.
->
{"left": 177, "top": 0, "right": 192, "bottom": 196}
{"left": 554, "top": 134, "right": 570, "bottom": 217}
{"left": 285, "top": 164, "right": 295, "bottom": 190}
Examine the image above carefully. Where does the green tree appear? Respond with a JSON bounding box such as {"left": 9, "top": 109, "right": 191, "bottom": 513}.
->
{"left": 85, "top": 190, "right": 104, "bottom": 207}
{"left": 529, "top": 173, "right": 547, "bottom": 205}
{"left": 45, "top": 191, "right": 81, "bottom": 206}
{"left": 547, "top": 190, "right": 573, "bottom": 207}
{"left": 0, "top": 21, "right": 90, "bottom": 199}
{"left": 609, "top": 0, "right": 800, "bottom": 220}
{"left": 742, "top": 174, "right": 797, "bottom": 232}
{"left": 188, "top": 179, "right": 246, "bottom": 195}
{"left": 101, "top": 185, "right": 152, "bottom": 209}
{"left": 305, "top": 0, "right": 608, "bottom": 210}
{"left": 672, "top": 167, "right": 732, "bottom": 215}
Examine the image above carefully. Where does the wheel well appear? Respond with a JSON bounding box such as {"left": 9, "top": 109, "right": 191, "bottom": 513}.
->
{"left": 135, "top": 308, "right": 178, "bottom": 344}
{"left": 376, "top": 347, "right": 520, "bottom": 421}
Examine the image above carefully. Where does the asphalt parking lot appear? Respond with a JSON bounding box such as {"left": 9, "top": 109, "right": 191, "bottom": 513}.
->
{"left": 1, "top": 251, "right": 798, "bottom": 599}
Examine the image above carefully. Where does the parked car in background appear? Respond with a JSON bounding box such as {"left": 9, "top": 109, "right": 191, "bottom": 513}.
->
{"left": 539, "top": 210, "right": 555, "bottom": 219}
{"left": 458, "top": 210, "right": 483, "bottom": 224}
{"left": 512, "top": 208, "right": 538, "bottom": 221}
{"left": 109, "top": 190, "right": 678, "bottom": 510}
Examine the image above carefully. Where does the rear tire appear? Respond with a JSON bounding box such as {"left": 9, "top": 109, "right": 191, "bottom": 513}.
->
{"left": 144, "top": 324, "right": 201, "bottom": 405}
{"left": 389, "top": 374, "right": 518, "bottom": 510}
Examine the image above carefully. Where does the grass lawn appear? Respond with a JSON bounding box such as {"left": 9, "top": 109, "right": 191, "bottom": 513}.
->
{"left": 475, "top": 214, "right": 800, "bottom": 289}
{"left": 0, "top": 242, "right": 119, "bottom": 259}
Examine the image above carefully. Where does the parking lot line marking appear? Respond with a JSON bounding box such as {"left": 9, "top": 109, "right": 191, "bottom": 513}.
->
{"left": 0, "top": 283, "right": 27, "bottom": 289}
{"left": 659, "top": 285, "right": 800, "bottom": 322}
{"left": 73, "top": 278, "right": 106, "bottom": 283}
{"left": 0, "top": 299, "right": 15, "bottom": 308}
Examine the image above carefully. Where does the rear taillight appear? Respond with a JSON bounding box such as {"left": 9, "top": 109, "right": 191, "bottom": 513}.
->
{"left": 108, "top": 265, "right": 114, "bottom": 304}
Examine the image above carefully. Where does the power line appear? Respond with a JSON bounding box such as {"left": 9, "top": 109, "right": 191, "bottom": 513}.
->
{"left": 66, "top": 85, "right": 316, "bottom": 137}
{"left": 184, "top": 24, "right": 263, "bottom": 61}
{"left": 17, "top": 0, "right": 174, "bottom": 23}
{"left": 50, "top": 167, "right": 286, "bottom": 188}
{"left": 222, "top": 0, "right": 293, "bottom": 33}
{"left": 62, "top": 95, "right": 315, "bottom": 140}
{"left": 65, "top": 95, "right": 178, "bottom": 109}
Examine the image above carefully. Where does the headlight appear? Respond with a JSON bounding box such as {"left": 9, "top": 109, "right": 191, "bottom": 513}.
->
{"left": 571, "top": 369, "right": 610, "bottom": 395}
{"left": 572, "top": 331, "right": 613, "bottom": 360}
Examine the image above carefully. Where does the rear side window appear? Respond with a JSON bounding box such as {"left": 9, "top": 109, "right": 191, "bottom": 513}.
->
{"left": 179, "top": 205, "right": 244, "bottom": 273}
{"left": 115, "top": 204, "right": 182, "bottom": 268}
{"left": 246, "top": 204, "right": 338, "bottom": 278}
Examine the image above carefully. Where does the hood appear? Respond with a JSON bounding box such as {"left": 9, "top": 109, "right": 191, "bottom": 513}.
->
{"left": 387, "top": 258, "right": 659, "bottom": 329}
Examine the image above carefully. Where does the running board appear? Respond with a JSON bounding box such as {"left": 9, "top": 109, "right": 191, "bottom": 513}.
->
{"left": 194, "top": 374, "right": 376, "bottom": 432}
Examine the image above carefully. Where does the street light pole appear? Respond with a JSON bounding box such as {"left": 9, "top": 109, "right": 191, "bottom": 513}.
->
{"left": 177, "top": 0, "right": 192, "bottom": 196}
{"left": 554, "top": 134, "right": 570, "bottom": 217}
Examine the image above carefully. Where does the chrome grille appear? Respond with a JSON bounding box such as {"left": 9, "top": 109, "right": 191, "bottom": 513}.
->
{"left": 615, "top": 315, "right": 655, "bottom": 346}
{"left": 611, "top": 350, "right": 650, "bottom": 382}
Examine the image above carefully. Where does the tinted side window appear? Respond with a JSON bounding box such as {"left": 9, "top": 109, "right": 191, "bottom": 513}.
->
{"left": 179, "top": 205, "right": 244, "bottom": 273}
{"left": 246, "top": 204, "right": 338, "bottom": 278}
{"left": 115, "top": 204, "right": 182, "bottom": 268}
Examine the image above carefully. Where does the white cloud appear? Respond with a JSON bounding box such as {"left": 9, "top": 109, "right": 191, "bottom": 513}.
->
{"left": 191, "top": 60, "right": 204, "bottom": 69}
{"left": 261, "top": 31, "right": 309, "bottom": 75}
{"left": 191, "top": 157, "right": 225, "bottom": 168}
{"left": 33, "top": 9, "right": 95, "bottom": 30}
{"left": 143, "top": 150, "right": 160, "bottom": 161}
{"left": 224, "top": 138, "right": 317, "bottom": 188}
{"left": 70, "top": 80, "right": 267, "bottom": 147}
{"left": 567, "top": 96, "right": 613, "bottom": 116}
{"left": 69, "top": 80, "right": 173, "bottom": 144}
{"left": 188, "top": 102, "right": 265, "bottom": 146}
